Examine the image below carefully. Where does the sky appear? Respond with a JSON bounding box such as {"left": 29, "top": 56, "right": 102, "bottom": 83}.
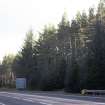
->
{"left": 0, "top": 0, "right": 99, "bottom": 61}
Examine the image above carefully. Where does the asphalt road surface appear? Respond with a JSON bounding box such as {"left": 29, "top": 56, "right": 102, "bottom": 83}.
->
{"left": 0, "top": 91, "right": 104, "bottom": 105}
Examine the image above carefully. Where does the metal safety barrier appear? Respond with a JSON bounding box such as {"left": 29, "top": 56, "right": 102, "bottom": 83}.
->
{"left": 81, "top": 89, "right": 105, "bottom": 95}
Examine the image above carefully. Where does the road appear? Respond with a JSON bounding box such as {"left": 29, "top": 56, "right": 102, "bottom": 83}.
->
{"left": 0, "top": 91, "right": 104, "bottom": 105}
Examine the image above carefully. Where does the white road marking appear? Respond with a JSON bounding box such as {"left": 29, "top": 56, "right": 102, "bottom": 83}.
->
{"left": 0, "top": 102, "right": 5, "bottom": 105}
{"left": 22, "top": 98, "right": 34, "bottom": 102}
{"left": 13, "top": 97, "right": 21, "bottom": 100}
{"left": 39, "top": 102, "right": 52, "bottom": 105}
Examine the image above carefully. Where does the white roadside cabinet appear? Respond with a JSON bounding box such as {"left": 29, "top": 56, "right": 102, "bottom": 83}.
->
{"left": 16, "top": 78, "right": 26, "bottom": 90}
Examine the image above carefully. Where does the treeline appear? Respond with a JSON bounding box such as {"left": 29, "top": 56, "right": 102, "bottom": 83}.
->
{"left": 0, "top": 0, "right": 105, "bottom": 92}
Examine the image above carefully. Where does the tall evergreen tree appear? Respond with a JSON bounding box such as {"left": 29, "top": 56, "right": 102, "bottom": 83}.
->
{"left": 13, "top": 30, "right": 34, "bottom": 88}
{"left": 87, "top": 18, "right": 105, "bottom": 89}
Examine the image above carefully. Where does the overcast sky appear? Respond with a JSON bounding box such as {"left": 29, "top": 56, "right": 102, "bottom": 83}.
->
{"left": 0, "top": 0, "right": 99, "bottom": 61}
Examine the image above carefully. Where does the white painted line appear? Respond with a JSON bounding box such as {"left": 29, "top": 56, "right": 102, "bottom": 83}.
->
{"left": 39, "top": 102, "right": 52, "bottom": 105}
{"left": 13, "top": 97, "right": 21, "bottom": 100}
{"left": 22, "top": 98, "right": 34, "bottom": 102}
{"left": 29, "top": 98, "right": 60, "bottom": 104}
{"left": 0, "top": 102, "right": 5, "bottom": 105}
